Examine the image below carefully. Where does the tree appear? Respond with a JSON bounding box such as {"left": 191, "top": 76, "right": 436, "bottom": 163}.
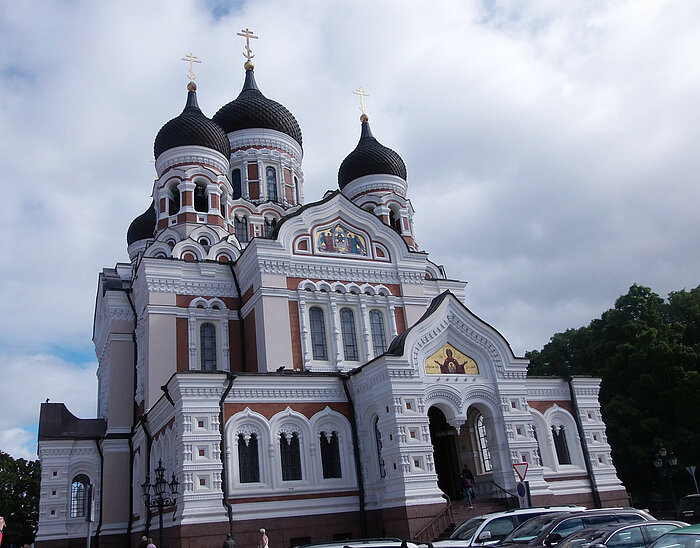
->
{"left": 528, "top": 284, "right": 700, "bottom": 503}
{"left": 0, "top": 451, "right": 40, "bottom": 546}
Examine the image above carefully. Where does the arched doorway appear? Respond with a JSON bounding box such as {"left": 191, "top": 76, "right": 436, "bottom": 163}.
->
{"left": 428, "top": 406, "right": 461, "bottom": 500}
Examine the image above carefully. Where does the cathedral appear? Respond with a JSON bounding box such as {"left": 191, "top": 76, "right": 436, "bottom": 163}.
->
{"left": 36, "top": 34, "right": 629, "bottom": 548}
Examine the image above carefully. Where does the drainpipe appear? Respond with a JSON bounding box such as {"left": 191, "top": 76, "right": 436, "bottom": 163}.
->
{"left": 219, "top": 373, "right": 237, "bottom": 535}
{"left": 228, "top": 263, "right": 247, "bottom": 372}
{"left": 125, "top": 289, "right": 138, "bottom": 543}
{"left": 566, "top": 376, "right": 602, "bottom": 508}
{"left": 340, "top": 373, "right": 367, "bottom": 536}
{"left": 94, "top": 437, "right": 104, "bottom": 548}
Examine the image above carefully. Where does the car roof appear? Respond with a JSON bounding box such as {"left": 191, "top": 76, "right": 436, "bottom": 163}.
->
{"left": 572, "top": 521, "right": 687, "bottom": 534}
{"left": 296, "top": 539, "right": 404, "bottom": 548}
{"left": 674, "top": 524, "right": 700, "bottom": 534}
{"left": 475, "top": 506, "right": 587, "bottom": 520}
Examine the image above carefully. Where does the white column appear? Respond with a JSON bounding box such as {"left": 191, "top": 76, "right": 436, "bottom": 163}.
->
{"left": 360, "top": 301, "right": 372, "bottom": 360}
{"left": 329, "top": 297, "right": 342, "bottom": 369}
{"left": 298, "top": 297, "right": 310, "bottom": 370}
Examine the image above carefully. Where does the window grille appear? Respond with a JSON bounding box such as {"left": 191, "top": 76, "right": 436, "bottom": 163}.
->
{"left": 70, "top": 474, "right": 89, "bottom": 518}
{"left": 238, "top": 433, "right": 260, "bottom": 483}
{"left": 266, "top": 167, "right": 278, "bottom": 202}
{"left": 280, "top": 432, "right": 302, "bottom": 480}
{"left": 369, "top": 310, "right": 387, "bottom": 357}
{"left": 235, "top": 217, "right": 248, "bottom": 243}
{"left": 340, "top": 308, "right": 359, "bottom": 361}
{"left": 320, "top": 432, "right": 342, "bottom": 478}
{"left": 200, "top": 323, "right": 216, "bottom": 370}
{"left": 477, "top": 414, "right": 493, "bottom": 472}
{"left": 309, "top": 307, "right": 328, "bottom": 360}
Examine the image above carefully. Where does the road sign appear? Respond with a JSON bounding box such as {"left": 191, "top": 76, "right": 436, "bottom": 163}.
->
{"left": 513, "top": 462, "right": 529, "bottom": 481}
{"left": 517, "top": 481, "right": 531, "bottom": 508}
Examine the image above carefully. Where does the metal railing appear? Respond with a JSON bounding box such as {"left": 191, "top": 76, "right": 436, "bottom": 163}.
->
{"left": 415, "top": 495, "right": 454, "bottom": 543}
{"left": 490, "top": 480, "right": 519, "bottom": 509}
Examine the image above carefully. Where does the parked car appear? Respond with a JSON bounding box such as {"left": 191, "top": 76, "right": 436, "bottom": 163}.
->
{"left": 555, "top": 521, "right": 688, "bottom": 548}
{"left": 646, "top": 524, "right": 700, "bottom": 548}
{"left": 677, "top": 495, "right": 700, "bottom": 525}
{"left": 432, "top": 506, "right": 586, "bottom": 548}
{"left": 296, "top": 539, "right": 404, "bottom": 548}
{"left": 498, "top": 508, "right": 657, "bottom": 548}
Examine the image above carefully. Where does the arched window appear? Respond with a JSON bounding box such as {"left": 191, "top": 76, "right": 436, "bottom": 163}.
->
{"left": 309, "top": 307, "right": 328, "bottom": 360}
{"left": 264, "top": 218, "right": 277, "bottom": 238}
{"left": 232, "top": 169, "right": 242, "bottom": 200}
{"left": 374, "top": 417, "right": 386, "bottom": 478}
{"left": 168, "top": 185, "right": 180, "bottom": 215}
{"left": 320, "top": 431, "right": 342, "bottom": 479}
{"left": 293, "top": 176, "right": 300, "bottom": 205}
{"left": 476, "top": 414, "right": 493, "bottom": 472}
{"left": 194, "top": 182, "right": 208, "bottom": 212}
{"left": 552, "top": 425, "right": 572, "bottom": 465}
{"left": 266, "top": 167, "right": 278, "bottom": 202}
{"left": 340, "top": 308, "right": 358, "bottom": 361}
{"left": 280, "top": 432, "right": 302, "bottom": 480}
{"left": 238, "top": 433, "right": 260, "bottom": 483}
{"left": 234, "top": 216, "right": 248, "bottom": 243}
{"left": 70, "top": 474, "right": 90, "bottom": 518}
{"left": 389, "top": 207, "right": 401, "bottom": 233}
{"left": 200, "top": 323, "right": 216, "bottom": 370}
{"left": 369, "top": 310, "right": 387, "bottom": 357}
{"left": 220, "top": 191, "right": 227, "bottom": 218}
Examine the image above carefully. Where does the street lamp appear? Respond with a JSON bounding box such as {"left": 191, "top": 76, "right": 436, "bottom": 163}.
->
{"left": 142, "top": 459, "right": 179, "bottom": 548}
{"left": 653, "top": 446, "right": 678, "bottom": 512}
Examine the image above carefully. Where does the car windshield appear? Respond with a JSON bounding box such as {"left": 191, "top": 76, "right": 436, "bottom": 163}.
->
{"left": 556, "top": 530, "right": 609, "bottom": 548}
{"left": 503, "top": 515, "right": 563, "bottom": 543}
{"left": 649, "top": 532, "right": 700, "bottom": 548}
{"left": 451, "top": 518, "right": 488, "bottom": 541}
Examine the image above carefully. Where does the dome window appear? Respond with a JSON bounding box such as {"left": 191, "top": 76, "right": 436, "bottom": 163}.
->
{"left": 194, "top": 183, "right": 208, "bottom": 212}
{"left": 266, "top": 167, "right": 278, "bottom": 202}
{"left": 389, "top": 207, "right": 401, "bottom": 234}
{"left": 169, "top": 185, "right": 181, "bottom": 216}
{"left": 220, "top": 191, "right": 227, "bottom": 218}
{"left": 264, "top": 218, "right": 277, "bottom": 238}
{"left": 234, "top": 216, "right": 249, "bottom": 243}
{"left": 232, "top": 169, "right": 242, "bottom": 200}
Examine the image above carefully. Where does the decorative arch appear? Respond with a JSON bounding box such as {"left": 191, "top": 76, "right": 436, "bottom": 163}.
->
{"left": 542, "top": 404, "right": 585, "bottom": 470}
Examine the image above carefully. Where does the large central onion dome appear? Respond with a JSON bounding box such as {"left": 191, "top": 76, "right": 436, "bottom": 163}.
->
{"left": 213, "top": 65, "right": 302, "bottom": 147}
{"left": 154, "top": 83, "right": 231, "bottom": 160}
{"left": 338, "top": 115, "right": 406, "bottom": 189}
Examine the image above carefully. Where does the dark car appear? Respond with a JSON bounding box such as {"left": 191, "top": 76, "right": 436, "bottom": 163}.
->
{"left": 646, "top": 523, "right": 700, "bottom": 548}
{"left": 677, "top": 495, "right": 700, "bottom": 525}
{"left": 498, "top": 509, "right": 656, "bottom": 548}
{"left": 555, "top": 521, "right": 687, "bottom": 548}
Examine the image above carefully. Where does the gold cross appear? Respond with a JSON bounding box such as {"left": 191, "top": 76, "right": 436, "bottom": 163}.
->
{"left": 181, "top": 53, "right": 202, "bottom": 82}
{"left": 354, "top": 87, "right": 370, "bottom": 114}
{"left": 237, "top": 27, "right": 259, "bottom": 60}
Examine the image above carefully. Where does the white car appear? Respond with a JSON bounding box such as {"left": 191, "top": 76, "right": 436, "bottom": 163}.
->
{"left": 432, "top": 506, "right": 587, "bottom": 548}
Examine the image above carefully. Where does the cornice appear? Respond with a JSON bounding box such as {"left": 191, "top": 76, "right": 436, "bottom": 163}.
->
{"left": 156, "top": 146, "right": 229, "bottom": 178}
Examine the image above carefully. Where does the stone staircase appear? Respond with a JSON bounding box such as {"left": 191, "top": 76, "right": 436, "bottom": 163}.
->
{"left": 435, "top": 499, "right": 512, "bottom": 540}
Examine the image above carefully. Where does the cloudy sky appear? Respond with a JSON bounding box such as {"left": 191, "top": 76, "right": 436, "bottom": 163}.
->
{"left": 1, "top": 0, "right": 698, "bottom": 460}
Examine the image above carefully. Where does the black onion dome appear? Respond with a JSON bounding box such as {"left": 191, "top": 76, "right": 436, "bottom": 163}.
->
{"left": 338, "top": 119, "right": 407, "bottom": 189}
{"left": 154, "top": 85, "right": 231, "bottom": 159}
{"left": 212, "top": 68, "right": 302, "bottom": 147}
{"left": 127, "top": 201, "right": 156, "bottom": 245}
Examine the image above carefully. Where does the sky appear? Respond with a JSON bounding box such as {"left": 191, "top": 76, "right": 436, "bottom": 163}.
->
{"left": 1, "top": 0, "right": 699, "bottom": 461}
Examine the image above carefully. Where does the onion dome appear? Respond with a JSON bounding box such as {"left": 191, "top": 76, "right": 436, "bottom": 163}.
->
{"left": 127, "top": 201, "right": 156, "bottom": 245}
{"left": 212, "top": 65, "right": 302, "bottom": 147}
{"left": 338, "top": 115, "right": 407, "bottom": 189}
{"left": 154, "top": 82, "right": 231, "bottom": 160}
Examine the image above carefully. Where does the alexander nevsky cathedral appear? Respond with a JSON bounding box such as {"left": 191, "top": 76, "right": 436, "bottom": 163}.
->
{"left": 36, "top": 29, "right": 628, "bottom": 548}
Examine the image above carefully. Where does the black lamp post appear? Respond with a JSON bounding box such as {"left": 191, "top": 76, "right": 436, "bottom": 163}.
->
{"left": 653, "top": 446, "right": 678, "bottom": 511}
{"left": 141, "top": 459, "right": 179, "bottom": 548}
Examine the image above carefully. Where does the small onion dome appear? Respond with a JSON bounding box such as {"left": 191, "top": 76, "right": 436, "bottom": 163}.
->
{"left": 213, "top": 66, "right": 302, "bottom": 147}
{"left": 127, "top": 201, "right": 156, "bottom": 245}
{"left": 154, "top": 83, "right": 231, "bottom": 160}
{"left": 338, "top": 116, "right": 407, "bottom": 189}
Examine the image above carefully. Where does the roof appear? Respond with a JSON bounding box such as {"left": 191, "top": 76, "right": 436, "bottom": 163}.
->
{"left": 338, "top": 119, "right": 407, "bottom": 189}
{"left": 386, "top": 291, "right": 451, "bottom": 355}
{"left": 213, "top": 67, "right": 302, "bottom": 147}
{"left": 38, "top": 403, "right": 106, "bottom": 441}
{"left": 127, "top": 201, "right": 156, "bottom": 245}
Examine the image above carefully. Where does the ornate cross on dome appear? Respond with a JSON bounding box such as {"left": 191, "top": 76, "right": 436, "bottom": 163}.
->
{"left": 237, "top": 27, "right": 259, "bottom": 60}
{"left": 354, "top": 87, "right": 370, "bottom": 114}
{"left": 181, "top": 53, "right": 202, "bottom": 82}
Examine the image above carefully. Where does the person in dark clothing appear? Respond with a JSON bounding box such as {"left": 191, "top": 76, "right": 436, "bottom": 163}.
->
{"left": 137, "top": 536, "right": 149, "bottom": 548}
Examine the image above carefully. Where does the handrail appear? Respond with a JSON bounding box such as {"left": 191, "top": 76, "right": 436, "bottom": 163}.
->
{"left": 490, "top": 480, "right": 519, "bottom": 509}
{"left": 415, "top": 495, "right": 454, "bottom": 543}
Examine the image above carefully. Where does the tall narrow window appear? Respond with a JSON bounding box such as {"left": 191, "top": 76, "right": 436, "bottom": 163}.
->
{"left": 194, "top": 183, "right": 208, "bottom": 212}
{"left": 340, "top": 308, "right": 358, "bottom": 361}
{"left": 220, "top": 192, "right": 227, "bottom": 218}
{"left": 369, "top": 310, "right": 387, "bottom": 357}
{"left": 320, "top": 431, "right": 342, "bottom": 479}
{"left": 200, "top": 323, "right": 216, "bottom": 370}
{"left": 374, "top": 418, "right": 386, "bottom": 478}
{"left": 293, "top": 176, "right": 300, "bottom": 205}
{"left": 264, "top": 218, "right": 277, "bottom": 238}
{"left": 232, "top": 169, "right": 242, "bottom": 199}
{"left": 552, "top": 426, "right": 571, "bottom": 465}
{"left": 476, "top": 414, "right": 493, "bottom": 472}
{"left": 280, "top": 432, "right": 302, "bottom": 480}
{"left": 309, "top": 307, "right": 328, "bottom": 360}
{"left": 169, "top": 186, "right": 180, "bottom": 215}
{"left": 238, "top": 433, "right": 260, "bottom": 483}
{"left": 70, "top": 474, "right": 90, "bottom": 518}
{"left": 389, "top": 207, "right": 401, "bottom": 233}
{"left": 235, "top": 216, "right": 248, "bottom": 243}
{"left": 266, "top": 167, "right": 278, "bottom": 202}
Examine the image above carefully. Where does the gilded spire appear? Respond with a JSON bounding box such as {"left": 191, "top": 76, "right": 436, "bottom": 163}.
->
{"left": 237, "top": 27, "right": 259, "bottom": 70}
{"left": 354, "top": 87, "right": 370, "bottom": 122}
{"left": 181, "top": 53, "right": 202, "bottom": 88}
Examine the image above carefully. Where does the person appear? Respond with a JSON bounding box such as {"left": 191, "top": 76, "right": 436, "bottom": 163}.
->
{"left": 146, "top": 538, "right": 156, "bottom": 548}
{"left": 259, "top": 528, "right": 269, "bottom": 548}
{"left": 461, "top": 471, "right": 474, "bottom": 509}
{"left": 137, "top": 535, "right": 149, "bottom": 548}
{"left": 222, "top": 533, "right": 235, "bottom": 548}
{"left": 0, "top": 515, "right": 5, "bottom": 546}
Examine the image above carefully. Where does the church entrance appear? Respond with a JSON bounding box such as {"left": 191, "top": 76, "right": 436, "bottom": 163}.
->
{"left": 428, "top": 406, "right": 461, "bottom": 500}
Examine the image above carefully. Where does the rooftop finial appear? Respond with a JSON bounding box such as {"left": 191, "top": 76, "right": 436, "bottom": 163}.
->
{"left": 237, "top": 27, "right": 259, "bottom": 70}
{"left": 181, "top": 53, "right": 202, "bottom": 87}
{"left": 354, "top": 86, "right": 370, "bottom": 122}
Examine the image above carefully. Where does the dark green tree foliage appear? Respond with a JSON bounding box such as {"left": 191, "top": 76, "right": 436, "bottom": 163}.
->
{"left": 527, "top": 284, "right": 700, "bottom": 502}
{"left": 0, "top": 451, "right": 40, "bottom": 546}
